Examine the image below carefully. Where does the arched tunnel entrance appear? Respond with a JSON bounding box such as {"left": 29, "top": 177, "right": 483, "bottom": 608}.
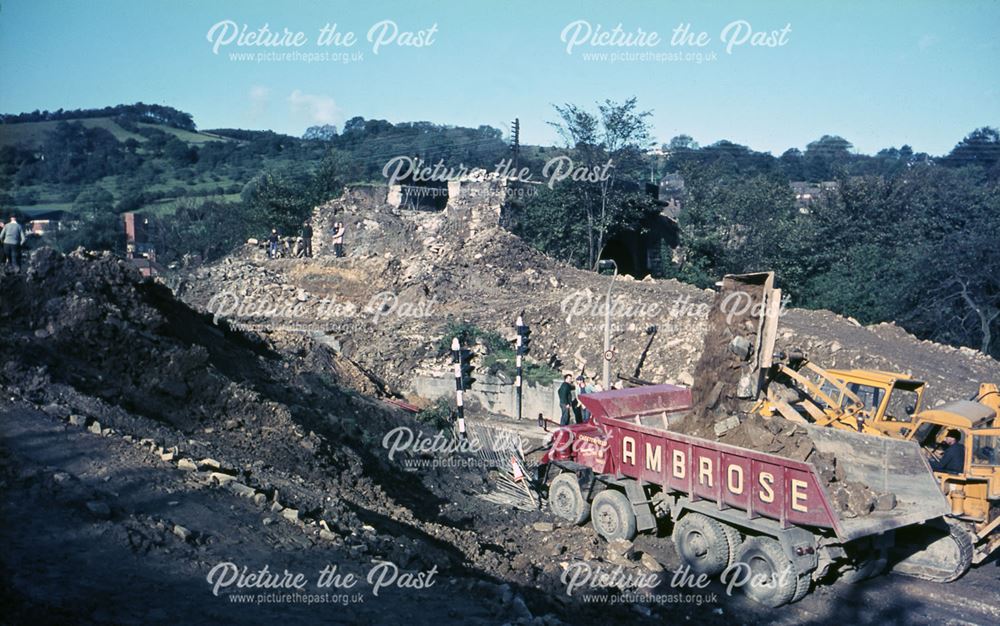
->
{"left": 598, "top": 214, "right": 679, "bottom": 278}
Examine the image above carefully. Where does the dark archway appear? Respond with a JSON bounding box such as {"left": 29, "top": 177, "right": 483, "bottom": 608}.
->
{"left": 598, "top": 214, "right": 679, "bottom": 278}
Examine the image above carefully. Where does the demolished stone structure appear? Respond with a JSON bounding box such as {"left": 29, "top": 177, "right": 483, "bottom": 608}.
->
{"left": 174, "top": 183, "right": 1000, "bottom": 431}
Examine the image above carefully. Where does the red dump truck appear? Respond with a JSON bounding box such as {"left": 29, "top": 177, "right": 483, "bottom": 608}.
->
{"left": 539, "top": 384, "right": 961, "bottom": 606}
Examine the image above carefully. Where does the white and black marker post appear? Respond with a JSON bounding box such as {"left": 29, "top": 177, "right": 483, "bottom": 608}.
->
{"left": 515, "top": 315, "right": 523, "bottom": 421}
{"left": 451, "top": 337, "right": 467, "bottom": 438}
{"left": 515, "top": 313, "right": 530, "bottom": 422}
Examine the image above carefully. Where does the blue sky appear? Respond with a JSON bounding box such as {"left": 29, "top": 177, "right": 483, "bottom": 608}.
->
{"left": 1, "top": 0, "right": 997, "bottom": 155}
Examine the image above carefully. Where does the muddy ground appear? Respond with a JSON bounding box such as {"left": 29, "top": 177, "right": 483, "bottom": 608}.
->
{"left": 3, "top": 403, "right": 999, "bottom": 625}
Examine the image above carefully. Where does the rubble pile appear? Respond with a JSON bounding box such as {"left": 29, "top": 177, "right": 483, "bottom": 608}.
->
{"left": 178, "top": 188, "right": 713, "bottom": 391}
{"left": 177, "top": 185, "right": 999, "bottom": 409}
{"left": 2, "top": 246, "right": 708, "bottom": 624}
{"left": 689, "top": 275, "right": 766, "bottom": 428}
{"left": 2, "top": 187, "right": 999, "bottom": 621}
{"left": 715, "top": 414, "right": 893, "bottom": 517}
{"left": 0, "top": 247, "right": 423, "bottom": 538}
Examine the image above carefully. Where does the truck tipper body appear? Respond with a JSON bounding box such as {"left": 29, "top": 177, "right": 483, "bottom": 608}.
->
{"left": 539, "top": 384, "right": 960, "bottom": 606}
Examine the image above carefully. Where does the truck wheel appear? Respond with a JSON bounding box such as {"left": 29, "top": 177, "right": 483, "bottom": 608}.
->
{"left": 672, "top": 513, "right": 735, "bottom": 576}
{"left": 548, "top": 472, "right": 589, "bottom": 525}
{"left": 839, "top": 548, "right": 888, "bottom": 584}
{"left": 590, "top": 490, "right": 637, "bottom": 542}
{"left": 734, "top": 537, "right": 800, "bottom": 607}
{"left": 721, "top": 523, "right": 743, "bottom": 567}
{"left": 791, "top": 571, "right": 812, "bottom": 603}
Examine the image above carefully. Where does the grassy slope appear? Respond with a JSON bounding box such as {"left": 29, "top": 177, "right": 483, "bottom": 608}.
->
{"left": 0, "top": 117, "right": 229, "bottom": 148}
{"left": 1, "top": 116, "right": 243, "bottom": 215}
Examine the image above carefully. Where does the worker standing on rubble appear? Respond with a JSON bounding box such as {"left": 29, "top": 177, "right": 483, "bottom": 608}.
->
{"left": 558, "top": 374, "right": 574, "bottom": 426}
{"left": 1, "top": 215, "right": 27, "bottom": 272}
{"left": 573, "top": 375, "right": 587, "bottom": 423}
{"left": 267, "top": 229, "right": 279, "bottom": 259}
{"left": 331, "top": 221, "right": 345, "bottom": 258}
{"left": 928, "top": 429, "right": 965, "bottom": 474}
{"left": 302, "top": 221, "right": 313, "bottom": 258}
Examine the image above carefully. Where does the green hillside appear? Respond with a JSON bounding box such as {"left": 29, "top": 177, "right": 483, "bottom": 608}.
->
{"left": 0, "top": 117, "right": 230, "bottom": 148}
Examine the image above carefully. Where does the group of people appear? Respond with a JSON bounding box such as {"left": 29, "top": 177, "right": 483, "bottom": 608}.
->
{"left": 557, "top": 374, "right": 604, "bottom": 426}
{"left": 1, "top": 216, "right": 27, "bottom": 272}
{"left": 266, "top": 220, "right": 345, "bottom": 260}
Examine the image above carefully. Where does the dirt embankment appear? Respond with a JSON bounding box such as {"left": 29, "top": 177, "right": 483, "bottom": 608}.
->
{"left": 0, "top": 247, "right": 717, "bottom": 624}
{"left": 2, "top": 195, "right": 999, "bottom": 622}
{"left": 176, "top": 186, "right": 1000, "bottom": 410}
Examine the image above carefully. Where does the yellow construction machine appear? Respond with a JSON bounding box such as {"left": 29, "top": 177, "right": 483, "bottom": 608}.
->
{"left": 755, "top": 351, "right": 1000, "bottom": 568}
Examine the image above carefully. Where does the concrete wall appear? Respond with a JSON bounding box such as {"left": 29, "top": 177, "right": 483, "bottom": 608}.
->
{"left": 410, "top": 373, "right": 561, "bottom": 421}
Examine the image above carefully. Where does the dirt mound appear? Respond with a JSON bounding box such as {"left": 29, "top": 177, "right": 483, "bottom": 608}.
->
{"left": 1, "top": 247, "right": 722, "bottom": 624}
{"left": 178, "top": 186, "right": 1000, "bottom": 415}
{"left": 1, "top": 248, "right": 271, "bottom": 431}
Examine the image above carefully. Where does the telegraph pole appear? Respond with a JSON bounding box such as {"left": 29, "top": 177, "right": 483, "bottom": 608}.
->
{"left": 510, "top": 118, "right": 520, "bottom": 171}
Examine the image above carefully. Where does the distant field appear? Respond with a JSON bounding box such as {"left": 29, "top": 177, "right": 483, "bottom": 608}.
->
{"left": 19, "top": 202, "right": 74, "bottom": 214}
{"left": 134, "top": 122, "right": 230, "bottom": 145}
{"left": 140, "top": 193, "right": 242, "bottom": 215}
{"left": 0, "top": 117, "right": 229, "bottom": 148}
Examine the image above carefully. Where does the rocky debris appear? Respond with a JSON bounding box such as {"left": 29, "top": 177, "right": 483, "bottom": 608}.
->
{"left": 874, "top": 492, "right": 897, "bottom": 511}
{"left": 689, "top": 275, "right": 768, "bottom": 429}
{"left": 829, "top": 483, "right": 879, "bottom": 518}
{"left": 227, "top": 481, "right": 257, "bottom": 498}
{"left": 640, "top": 552, "right": 663, "bottom": 573}
{"left": 3, "top": 187, "right": 999, "bottom": 623}
{"left": 172, "top": 524, "right": 192, "bottom": 542}
{"left": 605, "top": 539, "right": 639, "bottom": 566}
{"left": 711, "top": 414, "right": 893, "bottom": 516}
{"left": 178, "top": 187, "right": 1000, "bottom": 422}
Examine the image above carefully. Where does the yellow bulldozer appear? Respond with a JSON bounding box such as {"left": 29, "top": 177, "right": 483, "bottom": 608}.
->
{"left": 755, "top": 351, "right": 1000, "bottom": 568}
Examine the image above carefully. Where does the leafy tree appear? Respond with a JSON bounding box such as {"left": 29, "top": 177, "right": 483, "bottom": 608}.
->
{"left": 240, "top": 170, "right": 316, "bottom": 235}
{"left": 51, "top": 207, "right": 122, "bottom": 254}
{"left": 73, "top": 186, "right": 115, "bottom": 213}
{"left": 942, "top": 127, "right": 1000, "bottom": 172}
{"left": 303, "top": 124, "right": 339, "bottom": 141}
{"left": 547, "top": 97, "right": 653, "bottom": 268}
{"left": 803, "top": 135, "right": 853, "bottom": 180}
{"left": 151, "top": 199, "right": 251, "bottom": 263}
{"left": 510, "top": 183, "right": 600, "bottom": 266}
{"left": 667, "top": 134, "right": 699, "bottom": 151}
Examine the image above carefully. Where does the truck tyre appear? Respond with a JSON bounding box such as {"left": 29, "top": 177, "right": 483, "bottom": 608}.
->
{"left": 548, "top": 472, "right": 589, "bottom": 525}
{"left": 672, "top": 513, "right": 734, "bottom": 576}
{"left": 839, "top": 547, "right": 888, "bottom": 584}
{"left": 791, "top": 571, "right": 812, "bottom": 603}
{"left": 590, "top": 490, "right": 637, "bottom": 542}
{"left": 721, "top": 523, "right": 743, "bottom": 567}
{"left": 734, "top": 537, "right": 800, "bottom": 607}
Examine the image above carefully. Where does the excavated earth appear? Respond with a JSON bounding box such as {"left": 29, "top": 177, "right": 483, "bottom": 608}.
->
{"left": 2, "top": 188, "right": 1000, "bottom": 625}
{"left": 176, "top": 187, "right": 1000, "bottom": 406}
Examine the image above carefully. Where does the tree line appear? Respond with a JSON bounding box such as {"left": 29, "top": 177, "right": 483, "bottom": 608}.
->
{"left": 0, "top": 100, "right": 996, "bottom": 357}
{"left": 505, "top": 99, "right": 999, "bottom": 358}
{"left": 0, "top": 103, "right": 196, "bottom": 131}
